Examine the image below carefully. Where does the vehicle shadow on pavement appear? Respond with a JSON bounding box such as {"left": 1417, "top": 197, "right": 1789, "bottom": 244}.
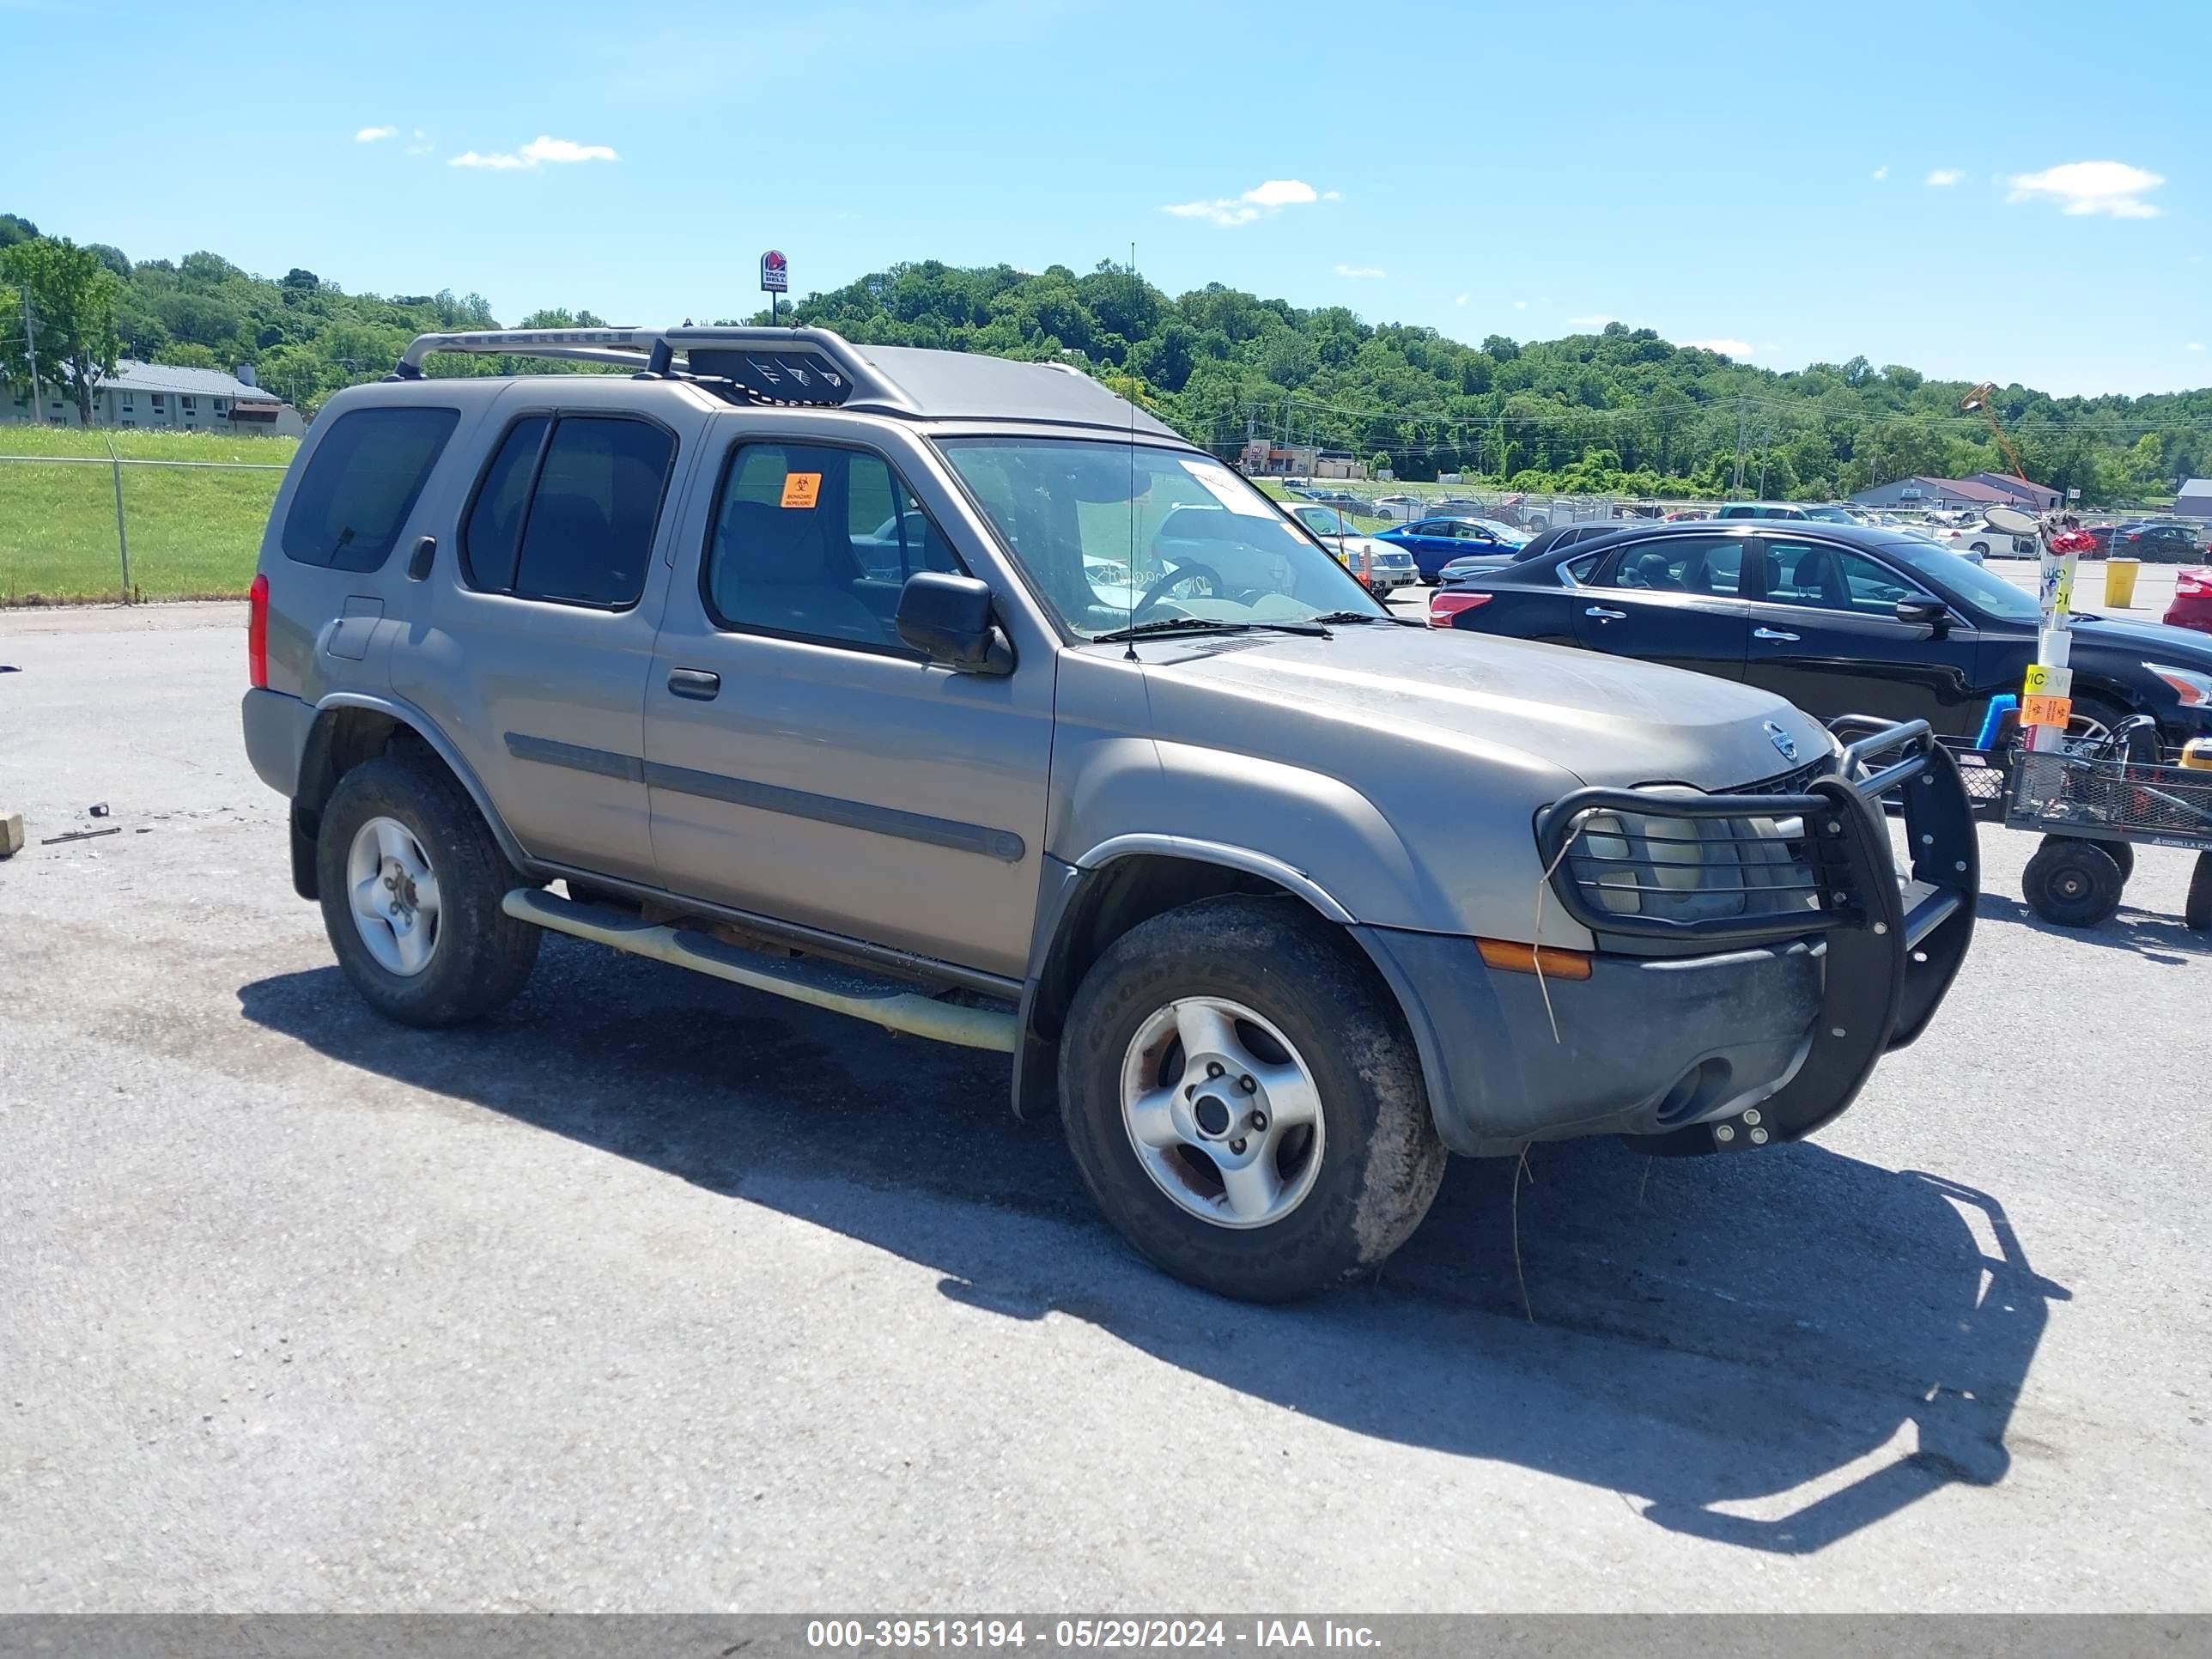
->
{"left": 240, "top": 942, "right": 2071, "bottom": 1559}
{"left": 1972, "top": 891, "right": 2212, "bottom": 963}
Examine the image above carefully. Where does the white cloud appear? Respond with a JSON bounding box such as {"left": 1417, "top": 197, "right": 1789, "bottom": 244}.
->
{"left": 2190, "top": 342, "right": 2205, "bottom": 352}
{"left": 1871, "top": 165, "right": 1888, "bottom": 179}
{"left": 1925, "top": 168, "right": 1964, "bottom": 186}
{"left": 1454, "top": 293, "right": 1469, "bottom": 306}
{"left": 1566, "top": 313, "right": 1615, "bottom": 327}
{"left": 1512, "top": 300, "right": 1528, "bottom": 310}
{"left": 2006, "top": 160, "right": 2165, "bottom": 218}
{"left": 1163, "top": 178, "right": 1326, "bottom": 228}
{"left": 450, "top": 134, "right": 619, "bottom": 171}
{"left": 1334, "top": 264, "right": 1385, "bottom": 278}
{"left": 1322, "top": 189, "right": 1341, "bottom": 201}
{"left": 1683, "top": 337, "right": 1753, "bottom": 358}
{"left": 355, "top": 125, "right": 397, "bottom": 143}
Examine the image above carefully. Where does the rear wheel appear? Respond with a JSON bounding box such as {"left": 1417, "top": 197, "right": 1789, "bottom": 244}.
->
{"left": 316, "top": 752, "right": 540, "bottom": 1026}
{"left": 1058, "top": 896, "right": 1445, "bottom": 1302}
{"left": 2021, "top": 837, "right": 2126, "bottom": 929}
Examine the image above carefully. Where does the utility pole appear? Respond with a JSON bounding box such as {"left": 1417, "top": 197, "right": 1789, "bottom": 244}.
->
{"left": 1732, "top": 398, "right": 1747, "bottom": 495}
{"left": 21, "top": 289, "right": 45, "bottom": 419}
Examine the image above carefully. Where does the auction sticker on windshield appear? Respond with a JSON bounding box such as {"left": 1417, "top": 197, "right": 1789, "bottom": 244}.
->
{"left": 1179, "top": 458, "right": 1273, "bottom": 517}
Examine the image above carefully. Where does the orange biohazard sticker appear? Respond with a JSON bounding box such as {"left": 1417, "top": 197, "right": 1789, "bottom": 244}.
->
{"left": 779, "top": 471, "right": 822, "bottom": 509}
{"left": 2021, "top": 694, "right": 2073, "bottom": 729}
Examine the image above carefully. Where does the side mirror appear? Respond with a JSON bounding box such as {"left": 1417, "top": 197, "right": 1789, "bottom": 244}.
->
{"left": 896, "top": 572, "right": 1012, "bottom": 674}
{"left": 1895, "top": 596, "right": 1949, "bottom": 632}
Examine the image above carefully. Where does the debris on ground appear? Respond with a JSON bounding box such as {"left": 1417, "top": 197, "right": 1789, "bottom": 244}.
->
{"left": 88, "top": 802, "right": 111, "bottom": 818}
{"left": 40, "top": 826, "right": 122, "bottom": 846}
{"left": 0, "top": 812, "right": 23, "bottom": 858}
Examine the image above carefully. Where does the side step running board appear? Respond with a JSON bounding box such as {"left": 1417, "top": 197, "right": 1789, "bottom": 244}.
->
{"left": 501, "top": 888, "right": 1018, "bottom": 1054}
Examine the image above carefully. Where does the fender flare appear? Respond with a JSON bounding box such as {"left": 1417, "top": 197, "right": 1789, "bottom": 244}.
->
{"left": 301, "top": 692, "right": 530, "bottom": 872}
{"left": 1009, "top": 836, "right": 1439, "bottom": 1122}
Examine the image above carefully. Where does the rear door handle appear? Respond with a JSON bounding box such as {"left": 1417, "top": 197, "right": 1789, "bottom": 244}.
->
{"left": 666, "top": 668, "right": 720, "bottom": 702}
{"left": 1585, "top": 606, "right": 1627, "bottom": 621}
{"left": 1753, "top": 627, "right": 1801, "bottom": 641}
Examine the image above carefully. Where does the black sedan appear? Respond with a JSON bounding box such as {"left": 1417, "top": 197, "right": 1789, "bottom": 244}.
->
{"left": 1436, "top": 520, "right": 2212, "bottom": 745}
{"left": 1436, "top": 520, "right": 1624, "bottom": 584}
{"left": 2085, "top": 522, "right": 2207, "bottom": 563}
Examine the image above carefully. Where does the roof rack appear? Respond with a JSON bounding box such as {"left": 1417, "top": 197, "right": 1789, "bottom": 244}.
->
{"left": 390, "top": 325, "right": 914, "bottom": 412}
{"left": 388, "top": 323, "right": 1183, "bottom": 437}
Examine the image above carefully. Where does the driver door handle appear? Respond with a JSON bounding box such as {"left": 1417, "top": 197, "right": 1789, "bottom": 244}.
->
{"left": 1753, "top": 627, "right": 1801, "bottom": 641}
{"left": 1585, "top": 605, "right": 1627, "bottom": 621}
{"left": 667, "top": 668, "right": 720, "bottom": 702}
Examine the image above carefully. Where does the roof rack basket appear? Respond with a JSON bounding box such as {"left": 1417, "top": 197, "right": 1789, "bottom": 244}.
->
{"left": 389, "top": 325, "right": 914, "bottom": 412}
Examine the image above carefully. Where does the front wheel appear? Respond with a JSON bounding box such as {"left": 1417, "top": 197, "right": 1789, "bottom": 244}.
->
{"left": 1057, "top": 897, "right": 1446, "bottom": 1301}
{"left": 2021, "top": 837, "right": 2125, "bottom": 929}
{"left": 2186, "top": 853, "right": 2212, "bottom": 932}
{"left": 2039, "top": 831, "right": 2131, "bottom": 884}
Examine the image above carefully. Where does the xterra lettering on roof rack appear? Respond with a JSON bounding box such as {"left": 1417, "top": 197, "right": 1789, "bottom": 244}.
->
{"left": 386, "top": 324, "right": 1180, "bottom": 435}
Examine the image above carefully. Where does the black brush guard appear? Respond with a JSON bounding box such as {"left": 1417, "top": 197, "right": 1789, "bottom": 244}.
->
{"left": 1536, "top": 716, "right": 1978, "bottom": 1153}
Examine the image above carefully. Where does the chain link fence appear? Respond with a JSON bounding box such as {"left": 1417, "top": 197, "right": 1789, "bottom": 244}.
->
{"left": 0, "top": 448, "right": 284, "bottom": 604}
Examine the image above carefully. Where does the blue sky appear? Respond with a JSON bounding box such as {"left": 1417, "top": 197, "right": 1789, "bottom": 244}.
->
{"left": 4, "top": 0, "right": 2206, "bottom": 395}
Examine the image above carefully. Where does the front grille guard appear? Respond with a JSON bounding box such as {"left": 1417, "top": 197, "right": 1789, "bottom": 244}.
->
{"left": 1534, "top": 716, "right": 1979, "bottom": 1152}
{"left": 1537, "top": 719, "right": 1956, "bottom": 946}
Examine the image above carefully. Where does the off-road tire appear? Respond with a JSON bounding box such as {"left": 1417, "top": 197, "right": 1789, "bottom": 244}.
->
{"left": 1058, "top": 896, "right": 1446, "bottom": 1302}
{"left": 2021, "top": 837, "right": 2126, "bottom": 930}
{"left": 316, "top": 752, "right": 540, "bottom": 1027}
{"left": 2185, "top": 853, "right": 2212, "bottom": 932}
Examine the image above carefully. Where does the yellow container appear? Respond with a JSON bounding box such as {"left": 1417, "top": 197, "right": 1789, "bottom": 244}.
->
{"left": 2104, "top": 557, "right": 2141, "bottom": 607}
{"left": 2182, "top": 738, "right": 2212, "bottom": 772}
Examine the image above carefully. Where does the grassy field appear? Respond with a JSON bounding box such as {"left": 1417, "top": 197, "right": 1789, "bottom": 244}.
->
{"left": 0, "top": 428, "right": 295, "bottom": 603}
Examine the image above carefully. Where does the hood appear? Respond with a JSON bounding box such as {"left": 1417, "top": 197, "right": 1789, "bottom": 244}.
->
{"left": 1138, "top": 624, "right": 1830, "bottom": 791}
{"left": 2073, "top": 615, "right": 2212, "bottom": 665}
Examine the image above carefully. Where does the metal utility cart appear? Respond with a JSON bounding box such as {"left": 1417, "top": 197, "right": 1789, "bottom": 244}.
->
{"left": 1941, "top": 504, "right": 2212, "bottom": 932}
{"left": 2004, "top": 729, "right": 2212, "bottom": 928}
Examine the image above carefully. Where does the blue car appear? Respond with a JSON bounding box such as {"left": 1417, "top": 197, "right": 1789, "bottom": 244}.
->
{"left": 1379, "top": 515, "right": 1528, "bottom": 582}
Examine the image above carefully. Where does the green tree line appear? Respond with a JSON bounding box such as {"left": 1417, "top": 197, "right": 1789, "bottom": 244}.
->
{"left": 6, "top": 214, "right": 2207, "bottom": 505}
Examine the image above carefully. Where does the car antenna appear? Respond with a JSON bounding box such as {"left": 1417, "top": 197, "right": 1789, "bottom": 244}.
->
{"left": 1125, "top": 240, "right": 1140, "bottom": 661}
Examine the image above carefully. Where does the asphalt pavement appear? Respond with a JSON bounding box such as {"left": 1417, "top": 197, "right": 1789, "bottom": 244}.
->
{"left": 2, "top": 603, "right": 2207, "bottom": 1613}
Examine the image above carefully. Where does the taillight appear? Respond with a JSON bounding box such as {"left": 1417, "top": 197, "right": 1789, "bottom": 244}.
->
{"left": 1429, "top": 591, "right": 1494, "bottom": 627}
{"left": 247, "top": 572, "right": 270, "bottom": 689}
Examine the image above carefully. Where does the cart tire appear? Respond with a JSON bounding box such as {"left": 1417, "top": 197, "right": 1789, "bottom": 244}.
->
{"left": 2040, "top": 832, "right": 2131, "bottom": 884}
{"left": 2186, "top": 853, "right": 2212, "bottom": 932}
{"left": 2021, "top": 838, "right": 2126, "bottom": 929}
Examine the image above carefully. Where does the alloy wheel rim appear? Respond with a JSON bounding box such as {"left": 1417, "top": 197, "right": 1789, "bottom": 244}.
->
{"left": 345, "top": 816, "right": 441, "bottom": 977}
{"left": 1118, "top": 996, "right": 1325, "bottom": 1230}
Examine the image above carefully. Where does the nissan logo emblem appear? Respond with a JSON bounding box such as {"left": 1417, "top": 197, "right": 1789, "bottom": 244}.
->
{"left": 1765, "top": 720, "right": 1801, "bottom": 763}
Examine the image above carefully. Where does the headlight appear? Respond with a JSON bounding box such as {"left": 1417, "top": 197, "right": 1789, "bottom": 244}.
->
{"left": 2146, "top": 662, "right": 2212, "bottom": 707}
{"left": 1569, "top": 804, "right": 1816, "bottom": 922}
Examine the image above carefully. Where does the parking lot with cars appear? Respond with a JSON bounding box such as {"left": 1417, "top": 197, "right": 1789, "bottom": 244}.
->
{"left": 3, "top": 598, "right": 2207, "bottom": 1611}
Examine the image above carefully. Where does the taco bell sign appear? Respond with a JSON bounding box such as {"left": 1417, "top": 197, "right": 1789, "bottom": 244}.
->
{"left": 760, "top": 250, "right": 789, "bottom": 295}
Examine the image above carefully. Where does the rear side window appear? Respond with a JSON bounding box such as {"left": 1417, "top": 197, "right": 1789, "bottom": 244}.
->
{"left": 282, "top": 407, "right": 459, "bottom": 571}
{"left": 459, "top": 414, "right": 675, "bottom": 609}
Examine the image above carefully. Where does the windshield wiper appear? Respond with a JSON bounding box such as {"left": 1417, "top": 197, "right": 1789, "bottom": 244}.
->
{"left": 1091, "top": 617, "right": 1332, "bottom": 643}
{"left": 1306, "top": 610, "right": 1399, "bottom": 625}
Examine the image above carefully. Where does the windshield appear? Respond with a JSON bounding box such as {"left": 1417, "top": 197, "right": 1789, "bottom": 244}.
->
{"left": 1291, "top": 504, "right": 1355, "bottom": 538}
{"left": 1881, "top": 539, "right": 2039, "bottom": 621}
{"left": 936, "top": 438, "right": 1386, "bottom": 639}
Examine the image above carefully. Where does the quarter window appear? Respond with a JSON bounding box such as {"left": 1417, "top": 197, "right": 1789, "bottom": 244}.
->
{"left": 281, "top": 405, "right": 461, "bottom": 572}
{"left": 702, "top": 441, "right": 963, "bottom": 653}
{"left": 459, "top": 414, "right": 675, "bottom": 608}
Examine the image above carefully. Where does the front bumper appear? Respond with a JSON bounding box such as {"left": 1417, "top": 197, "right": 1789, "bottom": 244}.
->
{"left": 1363, "top": 718, "right": 1978, "bottom": 1157}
